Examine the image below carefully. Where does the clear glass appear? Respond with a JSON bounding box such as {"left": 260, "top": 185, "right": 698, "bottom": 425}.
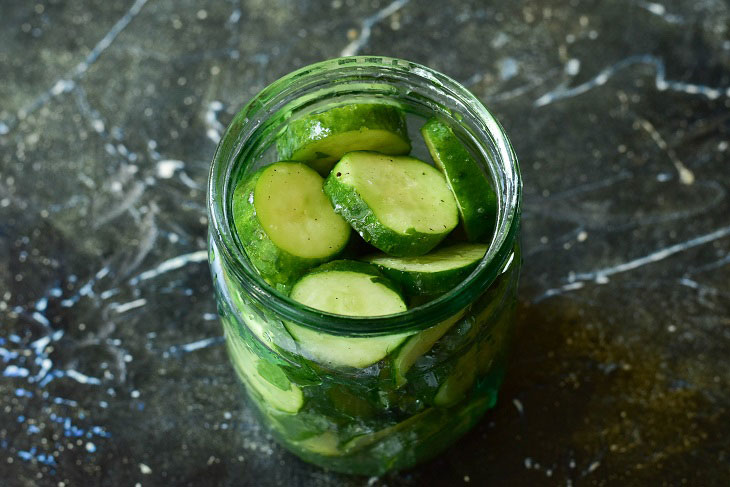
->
{"left": 207, "top": 56, "right": 521, "bottom": 475}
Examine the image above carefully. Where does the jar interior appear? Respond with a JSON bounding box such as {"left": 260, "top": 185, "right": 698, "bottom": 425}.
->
{"left": 209, "top": 58, "right": 520, "bottom": 335}
{"left": 229, "top": 81, "right": 501, "bottom": 201}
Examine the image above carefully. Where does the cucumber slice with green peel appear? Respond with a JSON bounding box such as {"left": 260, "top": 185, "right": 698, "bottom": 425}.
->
{"left": 392, "top": 310, "right": 467, "bottom": 387}
{"left": 293, "top": 431, "right": 343, "bottom": 456}
{"left": 277, "top": 103, "right": 411, "bottom": 175}
{"left": 220, "top": 268, "right": 298, "bottom": 354}
{"left": 408, "top": 294, "right": 440, "bottom": 308}
{"left": 421, "top": 118, "right": 497, "bottom": 243}
{"left": 324, "top": 152, "right": 459, "bottom": 256}
{"left": 289, "top": 260, "right": 407, "bottom": 317}
{"left": 286, "top": 260, "right": 411, "bottom": 368}
{"left": 433, "top": 345, "right": 478, "bottom": 407}
{"left": 232, "top": 162, "right": 351, "bottom": 291}
{"left": 285, "top": 324, "right": 413, "bottom": 369}
{"left": 364, "top": 243, "right": 488, "bottom": 296}
{"left": 224, "top": 332, "right": 304, "bottom": 413}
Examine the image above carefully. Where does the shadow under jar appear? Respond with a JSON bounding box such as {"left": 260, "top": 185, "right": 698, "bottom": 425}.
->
{"left": 207, "top": 56, "right": 522, "bottom": 476}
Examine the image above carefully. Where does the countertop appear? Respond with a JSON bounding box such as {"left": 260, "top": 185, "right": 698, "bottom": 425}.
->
{"left": 1, "top": 0, "right": 729, "bottom": 485}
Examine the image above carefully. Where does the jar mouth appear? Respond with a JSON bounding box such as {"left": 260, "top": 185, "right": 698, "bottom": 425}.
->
{"left": 208, "top": 56, "right": 521, "bottom": 336}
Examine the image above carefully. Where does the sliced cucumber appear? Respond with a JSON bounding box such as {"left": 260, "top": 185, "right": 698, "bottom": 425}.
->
{"left": 224, "top": 330, "right": 304, "bottom": 413}
{"left": 341, "top": 407, "right": 437, "bottom": 454}
{"left": 220, "top": 267, "right": 298, "bottom": 353}
{"left": 338, "top": 232, "right": 378, "bottom": 260}
{"left": 286, "top": 260, "right": 411, "bottom": 368}
{"left": 277, "top": 103, "right": 411, "bottom": 175}
{"left": 364, "top": 243, "right": 487, "bottom": 296}
{"left": 290, "top": 260, "right": 406, "bottom": 316}
{"left": 324, "top": 152, "right": 459, "bottom": 256}
{"left": 232, "top": 162, "right": 351, "bottom": 290}
{"left": 421, "top": 118, "right": 497, "bottom": 243}
{"left": 433, "top": 345, "right": 478, "bottom": 407}
{"left": 293, "top": 431, "right": 343, "bottom": 456}
{"left": 392, "top": 310, "right": 467, "bottom": 387}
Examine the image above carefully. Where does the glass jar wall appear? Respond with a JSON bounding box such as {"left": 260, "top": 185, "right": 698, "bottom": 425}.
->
{"left": 207, "top": 56, "right": 521, "bottom": 475}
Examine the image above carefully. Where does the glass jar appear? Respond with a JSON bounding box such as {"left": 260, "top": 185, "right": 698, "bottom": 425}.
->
{"left": 207, "top": 56, "right": 521, "bottom": 475}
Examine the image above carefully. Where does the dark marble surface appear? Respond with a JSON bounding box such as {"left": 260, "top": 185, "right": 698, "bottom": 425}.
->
{"left": 2, "top": 0, "right": 729, "bottom": 485}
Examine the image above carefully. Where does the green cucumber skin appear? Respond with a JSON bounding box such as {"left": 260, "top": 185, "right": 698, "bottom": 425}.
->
{"left": 337, "top": 232, "right": 379, "bottom": 260}
{"left": 232, "top": 166, "right": 348, "bottom": 292}
{"left": 324, "top": 156, "right": 453, "bottom": 257}
{"left": 277, "top": 104, "right": 411, "bottom": 173}
{"left": 365, "top": 259, "right": 479, "bottom": 296}
{"left": 421, "top": 118, "right": 497, "bottom": 243}
{"left": 433, "top": 345, "right": 478, "bottom": 407}
{"left": 302, "top": 259, "right": 387, "bottom": 278}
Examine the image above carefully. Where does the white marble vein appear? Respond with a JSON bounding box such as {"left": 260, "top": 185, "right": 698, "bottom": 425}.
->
{"left": 535, "top": 225, "right": 730, "bottom": 301}
{"left": 545, "top": 171, "right": 634, "bottom": 201}
{"left": 120, "top": 207, "right": 159, "bottom": 277}
{"left": 112, "top": 298, "right": 147, "bottom": 314}
{"left": 60, "top": 266, "right": 111, "bottom": 307}
{"left": 639, "top": 2, "right": 684, "bottom": 24}
{"left": 340, "top": 0, "right": 410, "bottom": 57}
{"left": 535, "top": 55, "right": 727, "bottom": 107}
{"left": 93, "top": 181, "right": 146, "bottom": 229}
{"left": 129, "top": 250, "right": 208, "bottom": 285}
{"left": 686, "top": 253, "right": 730, "bottom": 276}
{"left": 2, "top": 0, "right": 150, "bottom": 132}
{"left": 65, "top": 369, "right": 102, "bottom": 386}
{"left": 488, "top": 75, "right": 557, "bottom": 103}
{"left": 72, "top": 0, "right": 149, "bottom": 77}
{"left": 637, "top": 117, "right": 694, "bottom": 185}
{"left": 205, "top": 101, "right": 226, "bottom": 143}
{"left": 572, "top": 225, "right": 730, "bottom": 282}
{"left": 168, "top": 336, "right": 225, "bottom": 355}
{"left": 464, "top": 69, "right": 561, "bottom": 104}
{"left": 156, "top": 160, "right": 184, "bottom": 179}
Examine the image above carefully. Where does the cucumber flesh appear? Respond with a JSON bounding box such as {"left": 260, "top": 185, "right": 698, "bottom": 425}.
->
{"left": 421, "top": 118, "right": 497, "bottom": 243}
{"left": 290, "top": 260, "right": 406, "bottom": 317}
{"left": 433, "top": 346, "right": 477, "bottom": 407}
{"left": 364, "top": 243, "right": 487, "bottom": 295}
{"left": 287, "top": 260, "right": 411, "bottom": 368}
{"left": 324, "top": 152, "right": 459, "bottom": 256}
{"left": 393, "top": 310, "right": 466, "bottom": 387}
{"left": 224, "top": 331, "right": 304, "bottom": 413}
{"left": 232, "top": 162, "right": 350, "bottom": 290}
{"left": 220, "top": 267, "right": 298, "bottom": 353}
{"left": 277, "top": 103, "right": 411, "bottom": 175}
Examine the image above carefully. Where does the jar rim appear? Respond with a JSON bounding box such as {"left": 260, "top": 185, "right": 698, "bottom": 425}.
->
{"left": 207, "top": 56, "right": 521, "bottom": 336}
